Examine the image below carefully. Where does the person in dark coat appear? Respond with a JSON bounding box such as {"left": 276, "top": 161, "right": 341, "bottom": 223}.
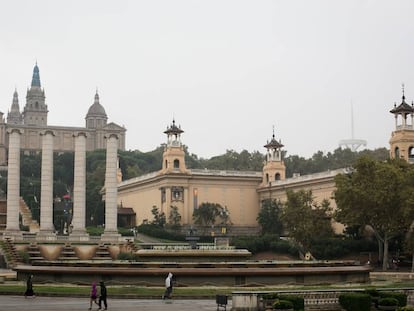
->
{"left": 24, "top": 275, "right": 35, "bottom": 298}
{"left": 98, "top": 281, "right": 107, "bottom": 310}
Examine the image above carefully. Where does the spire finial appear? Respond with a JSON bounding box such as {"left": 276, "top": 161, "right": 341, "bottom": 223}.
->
{"left": 402, "top": 83, "right": 406, "bottom": 101}
{"left": 272, "top": 125, "right": 275, "bottom": 139}
{"left": 31, "top": 62, "right": 41, "bottom": 87}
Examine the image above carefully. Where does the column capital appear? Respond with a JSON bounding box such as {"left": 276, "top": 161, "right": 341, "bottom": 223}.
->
{"left": 73, "top": 131, "right": 88, "bottom": 138}
{"left": 104, "top": 132, "right": 119, "bottom": 140}
{"left": 6, "top": 127, "right": 24, "bottom": 135}
{"left": 40, "top": 129, "right": 56, "bottom": 136}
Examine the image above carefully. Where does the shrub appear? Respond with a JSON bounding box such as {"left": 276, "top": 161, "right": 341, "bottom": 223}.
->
{"left": 398, "top": 306, "right": 414, "bottom": 311}
{"left": 338, "top": 293, "right": 371, "bottom": 311}
{"left": 379, "top": 292, "right": 407, "bottom": 307}
{"left": 86, "top": 226, "right": 104, "bottom": 236}
{"left": 117, "top": 227, "right": 134, "bottom": 236}
{"left": 279, "top": 295, "right": 304, "bottom": 311}
{"left": 273, "top": 299, "right": 294, "bottom": 310}
{"left": 378, "top": 297, "right": 399, "bottom": 307}
{"left": 117, "top": 252, "right": 139, "bottom": 261}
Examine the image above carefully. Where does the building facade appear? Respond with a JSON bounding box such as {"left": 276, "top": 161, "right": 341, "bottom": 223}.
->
{"left": 117, "top": 121, "right": 342, "bottom": 233}
{"left": 0, "top": 64, "right": 126, "bottom": 165}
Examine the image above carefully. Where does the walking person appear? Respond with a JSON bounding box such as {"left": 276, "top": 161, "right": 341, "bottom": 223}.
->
{"left": 24, "top": 274, "right": 35, "bottom": 298}
{"left": 98, "top": 281, "right": 107, "bottom": 310}
{"left": 162, "top": 272, "right": 173, "bottom": 299}
{"left": 88, "top": 282, "right": 99, "bottom": 310}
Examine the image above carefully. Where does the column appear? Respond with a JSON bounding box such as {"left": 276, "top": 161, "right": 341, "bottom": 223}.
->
{"left": 37, "top": 130, "right": 56, "bottom": 240}
{"left": 5, "top": 128, "right": 23, "bottom": 239}
{"left": 70, "top": 132, "right": 89, "bottom": 240}
{"left": 101, "top": 133, "right": 121, "bottom": 241}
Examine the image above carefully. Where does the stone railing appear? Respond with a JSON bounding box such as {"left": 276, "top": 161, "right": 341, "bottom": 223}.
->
{"left": 232, "top": 288, "right": 414, "bottom": 311}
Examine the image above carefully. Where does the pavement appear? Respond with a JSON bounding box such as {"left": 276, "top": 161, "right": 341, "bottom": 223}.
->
{"left": 0, "top": 296, "right": 226, "bottom": 311}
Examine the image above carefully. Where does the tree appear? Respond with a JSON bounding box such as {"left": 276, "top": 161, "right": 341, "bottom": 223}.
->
{"left": 168, "top": 205, "right": 182, "bottom": 230}
{"left": 257, "top": 199, "right": 283, "bottom": 235}
{"left": 151, "top": 206, "right": 166, "bottom": 227}
{"left": 192, "top": 202, "right": 222, "bottom": 227}
{"left": 282, "top": 189, "right": 334, "bottom": 255}
{"left": 334, "top": 156, "right": 414, "bottom": 270}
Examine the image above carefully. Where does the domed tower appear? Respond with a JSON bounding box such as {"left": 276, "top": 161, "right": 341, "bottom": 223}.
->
{"left": 159, "top": 119, "right": 188, "bottom": 174}
{"left": 23, "top": 63, "right": 48, "bottom": 126}
{"left": 7, "top": 89, "right": 23, "bottom": 125}
{"left": 261, "top": 127, "right": 286, "bottom": 186}
{"left": 85, "top": 91, "right": 108, "bottom": 129}
{"left": 389, "top": 85, "right": 414, "bottom": 162}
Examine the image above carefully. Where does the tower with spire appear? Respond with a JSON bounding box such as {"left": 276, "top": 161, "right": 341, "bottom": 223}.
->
{"left": 389, "top": 84, "right": 414, "bottom": 162}
{"left": 159, "top": 119, "right": 188, "bottom": 174}
{"left": 22, "top": 63, "right": 48, "bottom": 126}
{"left": 85, "top": 91, "right": 108, "bottom": 130}
{"left": 261, "top": 127, "right": 286, "bottom": 186}
{"left": 7, "top": 89, "right": 23, "bottom": 125}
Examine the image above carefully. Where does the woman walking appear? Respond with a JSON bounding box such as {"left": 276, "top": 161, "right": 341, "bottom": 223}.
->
{"left": 88, "top": 282, "right": 99, "bottom": 310}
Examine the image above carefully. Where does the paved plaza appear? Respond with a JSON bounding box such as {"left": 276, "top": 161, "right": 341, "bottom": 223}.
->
{"left": 0, "top": 296, "right": 227, "bottom": 311}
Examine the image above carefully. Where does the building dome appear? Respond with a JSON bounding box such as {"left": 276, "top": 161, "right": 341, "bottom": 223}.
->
{"left": 86, "top": 93, "right": 107, "bottom": 117}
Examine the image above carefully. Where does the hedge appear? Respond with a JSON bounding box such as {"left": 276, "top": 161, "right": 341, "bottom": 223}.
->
{"left": 338, "top": 293, "right": 371, "bottom": 311}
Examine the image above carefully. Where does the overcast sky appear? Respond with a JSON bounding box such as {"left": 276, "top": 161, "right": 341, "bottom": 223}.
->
{"left": 1, "top": 0, "right": 413, "bottom": 159}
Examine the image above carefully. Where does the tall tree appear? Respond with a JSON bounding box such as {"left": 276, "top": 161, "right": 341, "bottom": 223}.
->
{"left": 334, "top": 156, "right": 414, "bottom": 270}
{"left": 282, "top": 189, "right": 334, "bottom": 255}
{"left": 257, "top": 199, "right": 284, "bottom": 235}
{"left": 192, "top": 202, "right": 222, "bottom": 227}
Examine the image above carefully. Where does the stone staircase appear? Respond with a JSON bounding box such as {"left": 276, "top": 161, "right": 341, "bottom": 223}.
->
{"left": 58, "top": 243, "right": 78, "bottom": 260}
{"left": 0, "top": 237, "right": 22, "bottom": 268}
{"left": 27, "top": 242, "right": 44, "bottom": 263}
{"left": 93, "top": 243, "right": 112, "bottom": 260}
{"left": 19, "top": 198, "right": 39, "bottom": 233}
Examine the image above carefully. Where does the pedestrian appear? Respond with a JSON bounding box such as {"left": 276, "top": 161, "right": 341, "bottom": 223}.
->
{"left": 89, "top": 282, "right": 99, "bottom": 310}
{"left": 24, "top": 274, "right": 35, "bottom": 298}
{"left": 162, "top": 272, "right": 173, "bottom": 299}
{"left": 98, "top": 281, "right": 107, "bottom": 310}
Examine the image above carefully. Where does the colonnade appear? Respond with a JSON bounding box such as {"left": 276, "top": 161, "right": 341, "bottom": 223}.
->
{"left": 4, "top": 128, "right": 120, "bottom": 241}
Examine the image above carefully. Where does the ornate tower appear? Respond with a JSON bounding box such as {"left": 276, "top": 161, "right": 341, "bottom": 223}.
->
{"left": 389, "top": 86, "right": 414, "bottom": 162}
{"left": 261, "top": 127, "right": 286, "bottom": 186}
{"left": 159, "top": 119, "right": 188, "bottom": 174}
{"left": 23, "top": 63, "right": 48, "bottom": 126}
{"left": 7, "top": 89, "right": 23, "bottom": 125}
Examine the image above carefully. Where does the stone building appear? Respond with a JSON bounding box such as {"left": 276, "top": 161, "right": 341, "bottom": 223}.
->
{"left": 117, "top": 120, "right": 343, "bottom": 233}
{"left": 0, "top": 64, "right": 126, "bottom": 165}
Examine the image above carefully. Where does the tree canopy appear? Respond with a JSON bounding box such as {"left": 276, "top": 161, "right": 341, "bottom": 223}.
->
{"left": 334, "top": 156, "right": 414, "bottom": 270}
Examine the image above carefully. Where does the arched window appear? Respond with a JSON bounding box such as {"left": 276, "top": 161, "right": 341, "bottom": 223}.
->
{"left": 165, "top": 160, "right": 168, "bottom": 168}
{"left": 275, "top": 173, "right": 281, "bottom": 180}
{"left": 173, "top": 159, "right": 180, "bottom": 169}
{"left": 35, "top": 101, "right": 39, "bottom": 108}
{"left": 265, "top": 173, "right": 269, "bottom": 183}
{"left": 409, "top": 146, "right": 414, "bottom": 162}
{"left": 395, "top": 147, "right": 400, "bottom": 159}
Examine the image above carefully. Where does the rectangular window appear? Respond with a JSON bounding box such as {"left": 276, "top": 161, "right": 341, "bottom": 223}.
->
{"left": 193, "top": 188, "right": 198, "bottom": 210}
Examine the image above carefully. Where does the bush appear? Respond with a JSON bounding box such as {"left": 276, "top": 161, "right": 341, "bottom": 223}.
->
{"left": 86, "top": 226, "right": 104, "bottom": 236}
{"left": 338, "top": 293, "right": 371, "bottom": 311}
{"left": 273, "top": 299, "right": 294, "bottom": 310}
{"left": 231, "top": 234, "right": 298, "bottom": 256}
{"left": 117, "top": 252, "right": 139, "bottom": 261}
{"left": 398, "top": 306, "right": 414, "bottom": 311}
{"left": 378, "top": 297, "right": 399, "bottom": 307}
{"left": 117, "top": 227, "right": 134, "bottom": 236}
{"left": 137, "top": 224, "right": 186, "bottom": 241}
{"left": 379, "top": 292, "right": 407, "bottom": 307}
{"left": 278, "top": 295, "right": 304, "bottom": 311}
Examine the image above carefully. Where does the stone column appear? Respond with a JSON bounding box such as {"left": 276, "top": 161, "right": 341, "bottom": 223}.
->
{"left": 70, "top": 132, "right": 89, "bottom": 240}
{"left": 101, "top": 133, "right": 121, "bottom": 241}
{"left": 37, "top": 130, "right": 56, "bottom": 240}
{"left": 4, "top": 128, "right": 23, "bottom": 240}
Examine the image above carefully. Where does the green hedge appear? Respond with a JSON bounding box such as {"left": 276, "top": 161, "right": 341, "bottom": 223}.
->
{"left": 379, "top": 292, "right": 407, "bottom": 307}
{"left": 279, "top": 294, "right": 305, "bottom": 311}
{"left": 310, "top": 238, "right": 377, "bottom": 259}
{"left": 338, "top": 293, "right": 371, "bottom": 311}
{"left": 231, "top": 234, "right": 298, "bottom": 255}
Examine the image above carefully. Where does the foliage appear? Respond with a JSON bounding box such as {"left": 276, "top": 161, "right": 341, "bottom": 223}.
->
{"left": 18, "top": 250, "right": 30, "bottom": 264}
{"left": 278, "top": 295, "right": 305, "bottom": 310}
{"left": 151, "top": 206, "right": 166, "bottom": 227}
{"left": 192, "top": 202, "right": 222, "bottom": 226}
{"left": 117, "top": 227, "right": 134, "bottom": 236}
{"left": 309, "top": 237, "right": 377, "bottom": 259}
{"left": 117, "top": 252, "right": 140, "bottom": 261}
{"left": 168, "top": 205, "right": 182, "bottom": 230}
{"left": 378, "top": 297, "right": 399, "bottom": 307}
{"left": 86, "top": 226, "right": 104, "bottom": 236}
{"left": 257, "top": 199, "right": 284, "bottom": 235}
{"left": 273, "top": 299, "right": 294, "bottom": 310}
{"left": 137, "top": 224, "right": 186, "bottom": 241}
{"left": 334, "top": 156, "right": 414, "bottom": 270}
{"left": 231, "top": 234, "right": 298, "bottom": 256}
{"left": 398, "top": 306, "right": 414, "bottom": 311}
{"left": 282, "top": 189, "right": 334, "bottom": 252}
{"left": 338, "top": 293, "right": 371, "bottom": 311}
{"left": 378, "top": 292, "right": 407, "bottom": 307}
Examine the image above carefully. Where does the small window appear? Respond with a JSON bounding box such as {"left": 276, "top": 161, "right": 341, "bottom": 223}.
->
{"left": 173, "top": 159, "right": 180, "bottom": 169}
{"left": 395, "top": 147, "right": 400, "bottom": 159}
{"left": 275, "top": 173, "right": 281, "bottom": 180}
{"left": 172, "top": 186, "right": 184, "bottom": 202}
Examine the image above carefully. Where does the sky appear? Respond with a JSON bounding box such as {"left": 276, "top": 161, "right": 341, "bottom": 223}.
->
{"left": 1, "top": 0, "right": 414, "bottom": 159}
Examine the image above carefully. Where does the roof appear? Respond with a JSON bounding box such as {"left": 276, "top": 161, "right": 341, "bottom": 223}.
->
{"left": 390, "top": 95, "right": 414, "bottom": 114}
{"left": 118, "top": 207, "right": 136, "bottom": 215}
